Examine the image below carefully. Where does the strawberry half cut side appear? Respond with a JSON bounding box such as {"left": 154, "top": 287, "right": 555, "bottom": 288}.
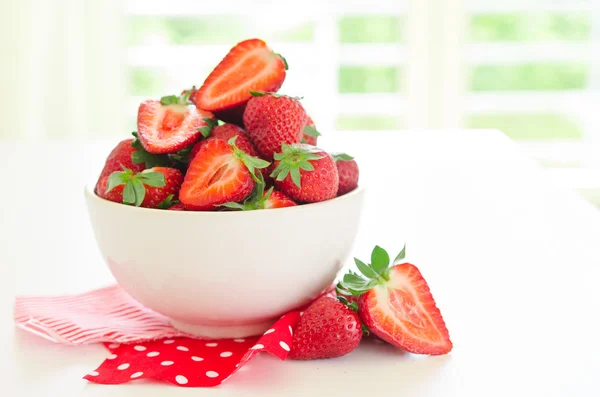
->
{"left": 179, "top": 138, "right": 269, "bottom": 211}
{"left": 137, "top": 93, "right": 214, "bottom": 154}
{"left": 339, "top": 245, "right": 453, "bottom": 355}
{"left": 195, "top": 38, "right": 287, "bottom": 112}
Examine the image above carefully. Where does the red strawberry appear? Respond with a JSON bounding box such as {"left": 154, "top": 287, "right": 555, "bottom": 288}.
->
{"left": 168, "top": 203, "right": 185, "bottom": 211}
{"left": 271, "top": 144, "right": 338, "bottom": 203}
{"left": 341, "top": 246, "right": 452, "bottom": 355}
{"left": 195, "top": 39, "right": 287, "bottom": 112}
{"left": 190, "top": 123, "right": 259, "bottom": 160}
{"left": 138, "top": 94, "right": 214, "bottom": 154}
{"left": 179, "top": 138, "right": 269, "bottom": 211}
{"left": 94, "top": 139, "right": 145, "bottom": 193}
{"left": 244, "top": 93, "right": 308, "bottom": 159}
{"left": 265, "top": 190, "right": 296, "bottom": 209}
{"left": 332, "top": 153, "right": 359, "bottom": 195}
{"left": 302, "top": 116, "right": 319, "bottom": 146}
{"left": 221, "top": 183, "right": 296, "bottom": 211}
{"left": 97, "top": 167, "right": 183, "bottom": 208}
{"left": 289, "top": 296, "right": 362, "bottom": 360}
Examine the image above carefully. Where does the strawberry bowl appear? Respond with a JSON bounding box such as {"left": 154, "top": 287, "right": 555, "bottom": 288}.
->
{"left": 84, "top": 184, "right": 365, "bottom": 339}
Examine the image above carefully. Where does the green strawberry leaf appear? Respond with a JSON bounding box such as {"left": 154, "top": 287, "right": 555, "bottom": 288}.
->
{"left": 290, "top": 167, "right": 301, "bottom": 188}
{"left": 131, "top": 132, "right": 171, "bottom": 168}
{"left": 122, "top": 182, "right": 136, "bottom": 205}
{"left": 269, "top": 144, "right": 323, "bottom": 189}
{"left": 160, "top": 95, "right": 179, "bottom": 105}
{"left": 229, "top": 136, "right": 270, "bottom": 184}
{"left": 197, "top": 117, "right": 218, "bottom": 138}
{"left": 137, "top": 171, "right": 166, "bottom": 188}
{"left": 355, "top": 258, "right": 378, "bottom": 279}
{"left": 273, "top": 52, "right": 288, "bottom": 70}
{"left": 169, "top": 146, "right": 193, "bottom": 167}
{"left": 250, "top": 91, "right": 266, "bottom": 97}
{"left": 131, "top": 179, "right": 146, "bottom": 207}
{"left": 106, "top": 170, "right": 130, "bottom": 193}
{"left": 220, "top": 202, "right": 248, "bottom": 210}
{"left": 394, "top": 244, "right": 407, "bottom": 263}
{"left": 331, "top": 152, "right": 355, "bottom": 162}
{"left": 156, "top": 194, "right": 179, "bottom": 209}
{"left": 371, "top": 246, "right": 390, "bottom": 275}
{"left": 303, "top": 125, "right": 321, "bottom": 137}
{"left": 249, "top": 91, "right": 303, "bottom": 100}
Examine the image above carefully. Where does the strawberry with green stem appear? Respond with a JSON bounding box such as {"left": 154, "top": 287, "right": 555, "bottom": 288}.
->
{"left": 338, "top": 245, "right": 453, "bottom": 355}
{"left": 302, "top": 119, "right": 320, "bottom": 145}
{"left": 220, "top": 173, "right": 296, "bottom": 211}
{"left": 271, "top": 144, "right": 338, "bottom": 203}
{"left": 332, "top": 152, "right": 359, "bottom": 196}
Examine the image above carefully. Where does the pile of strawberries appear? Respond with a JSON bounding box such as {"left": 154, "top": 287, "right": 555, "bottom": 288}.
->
{"left": 95, "top": 38, "right": 359, "bottom": 211}
{"left": 290, "top": 245, "right": 453, "bottom": 360}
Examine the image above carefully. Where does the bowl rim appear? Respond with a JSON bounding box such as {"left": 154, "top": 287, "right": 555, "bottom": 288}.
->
{"left": 85, "top": 183, "right": 365, "bottom": 216}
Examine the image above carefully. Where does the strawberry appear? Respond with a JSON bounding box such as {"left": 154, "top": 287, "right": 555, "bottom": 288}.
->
{"left": 332, "top": 153, "right": 359, "bottom": 196}
{"left": 179, "top": 137, "right": 269, "bottom": 211}
{"left": 289, "top": 296, "right": 362, "bottom": 360}
{"left": 244, "top": 93, "right": 308, "bottom": 159}
{"left": 94, "top": 139, "right": 145, "bottom": 193}
{"left": 168, "top": 203, "right": 185, "bottom": 211}
{"left": 190, "top": 123, "right": 258, "bottom": 161}
{"left": 194, "top": 38, "right": 287, "bottom": 112}
{"left": 221, "top": 177, "right": 296, "bottom": 211}
{"left": 137, "top": 93, "right": 214, "bottom": 154}
{"left": 97, "top": 167, "right": 184, "bottom": 208}
{"left": 271, "top": 144, "right": 338, "bottom": 203}
{"left": 340, "top": 246, "right": 453, "bottom": 355}
{"left": 302, "top": 116, "right": 320, "bottom": 146}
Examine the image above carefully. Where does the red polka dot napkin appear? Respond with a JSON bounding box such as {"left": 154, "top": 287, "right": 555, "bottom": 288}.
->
{"left": 14, "top": 284, "right": 323, "bottom": 387}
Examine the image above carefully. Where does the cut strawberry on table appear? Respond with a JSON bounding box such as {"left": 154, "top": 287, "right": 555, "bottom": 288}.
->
{"left": 289, "top": 296, "right": 362, "bottom": 360}
{"left": 302, "top": 117, "right": 320, "bottom": 146}
{"left": 97, "top": 167, "right": 184, "bottom": 208}
{"left": 244, "top": 92, "right": 308, "bottom": 159}
{"left": 194, "top": 38, "right": 287, "bottom": 112}
{"left": 339, "top": 246, "right": 453, "bottom": 355}
{"left": 138, "top": 92, "right": 214, "bottom": 154}
{"left": 94, "top": 139, "right": 146, "bottom": 193}
{"left": 179, "top": 137, "right": 270, "bottom": 211}
{"left": 332, "top": 152, "right": 359, "bottom": 196}
{"left": 271, "top": 144, "right": 339, "bottom": 203}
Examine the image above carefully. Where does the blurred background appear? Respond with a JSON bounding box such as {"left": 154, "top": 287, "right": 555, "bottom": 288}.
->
{"left": 1, "top": 0, "right": 599, "bottom": 206}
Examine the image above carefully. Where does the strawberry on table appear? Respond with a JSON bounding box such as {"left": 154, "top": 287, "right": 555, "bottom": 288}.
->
{"left": 270, "top": 144, "right": 338, "bottom": 203}
{"left": 289, "top": 296, "right": 362, "bottom": 360}
{"left": 137, "top": 92, "right": 214, "bottom": 154}
{"left": 194, "top": 38, "right": 287, "bottom": 113}
{"left": 332, "top": 153, "right": 359, "bottom": 196}
{"left": 340, "top": 246, "right": 453, "bottom": 355}
{"left": 179, "top": 137, "right": 270, "bottom": 211}
{"left": 302, "top": 116, "right": 320, "bottom": 146}
{"left": 97, "top": 167, "right": 184, "bottom": 208}
{"left": 94, "top": 139, "right": 146, "bottom": 193}
{"left": 244, "top": 92, "right": 308, "bottom": 159}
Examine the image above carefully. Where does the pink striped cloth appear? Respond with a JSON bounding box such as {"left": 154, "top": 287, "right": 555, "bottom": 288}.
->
{"left": 14, "top": 285, "right": 194, "bottom": 344}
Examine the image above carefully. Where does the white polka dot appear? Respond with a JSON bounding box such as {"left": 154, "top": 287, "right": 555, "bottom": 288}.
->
{"left": 206, "top": 371, "right": 219, "bottom": 378}
{"left": 117, "top": 363, "right": 130, "bottom": 370}
{"left": 88, "top": 371, "right": 99, "bottom": 377}
{"left": 220, "top": 351, "right": 233, "bottom": 357}
{"left": 106, "top": 354, "right": 117, "bottom": 360}
{"left": 191, "top": 356, "right": 203, "bottom": 362}
{"left": 233, "top": 338, "right": 245, "bottom": 343}
{"left": 130, "top": 372, "right": 143, "bottom": 379}
{"left": 279, "top": 341, "right": 290, "bottom": 351}
{"left": 251, "top": 344, "right": 264, "bottom": 350}
{"left": 175, "top": 375, "right": 188, "bottom": 385}
{"left": 134, "top": 345, "right": 146, "bottom": 351}
{"left": 289, "top": 325, "right": 293, "bottom": 334}
{"left": 163, "top": 339, "right": 174, "bottom": 344}
{"left": 235, "top": 363, "right": 239, "bottom": 368}
{"left": 147, "top": 351, "right": 160, "bottom": 357}
{"left": 205, "top": 342, "right": 218, "bottom": 347}
{"left": 108, "top": 343, "right": 120, "bottom": 349}
{"left": 176, "top": 346, "right": 189, "bottom": 352}
{"left": 264, "top": 328, "right": 275, "bottom": 335}
{"left": 300, "top": 311, "right": 304, "bottom": 316}
{"left": 161, "top": 361, "right": 174, "bottom": 366}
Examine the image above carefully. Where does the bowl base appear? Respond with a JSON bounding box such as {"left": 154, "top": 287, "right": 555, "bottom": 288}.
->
{"left": 170, "top": 318, "right": 275, "bottom": 339}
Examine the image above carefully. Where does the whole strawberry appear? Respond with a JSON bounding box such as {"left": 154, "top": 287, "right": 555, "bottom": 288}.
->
{"left": 332, "top": 153, "right": 359, "bottom": 196}
{"left": 97, "top": 167, "right": 183, "bottom": 208}
{"left": 340, "top": 246, "right": 453, "bottom": 356}
{"left": 243, "top": 93, "right": 307, "bottom": 159}
{"left": 94, "top": 139, "right": 146, "bottom": 193}
{"left": 289, "top": 296, "right": 362, "bottom": 360}
{"left": 271, "top": 144, "right": 338, "bottom": 203}
{"left": 302, "top": 116, "right": 320, "bottom": 146}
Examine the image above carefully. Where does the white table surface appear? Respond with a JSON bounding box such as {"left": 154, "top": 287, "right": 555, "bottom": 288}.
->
{"left": 2, "top": 130, "right": 600, "bottom": 396}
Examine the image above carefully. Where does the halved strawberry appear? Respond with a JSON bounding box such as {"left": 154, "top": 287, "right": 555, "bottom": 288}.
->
{"left": 138, "top": 93, "right": 214, "bottom": 154}
{"left": 97, "top": 167, "right": 183, "bottom": 208}
{"left": 340, "top": 246, "right": 452, "bottom": 355}
{"left": 179, "top": 137, "right": 270, "bottom": 211}
{"left": 195, "top": 38, "right": 287, "bottom": 112}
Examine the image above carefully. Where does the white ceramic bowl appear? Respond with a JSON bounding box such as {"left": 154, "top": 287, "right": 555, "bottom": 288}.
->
{"left": 85, "top": 185, "right": 365, "bottom": 338}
